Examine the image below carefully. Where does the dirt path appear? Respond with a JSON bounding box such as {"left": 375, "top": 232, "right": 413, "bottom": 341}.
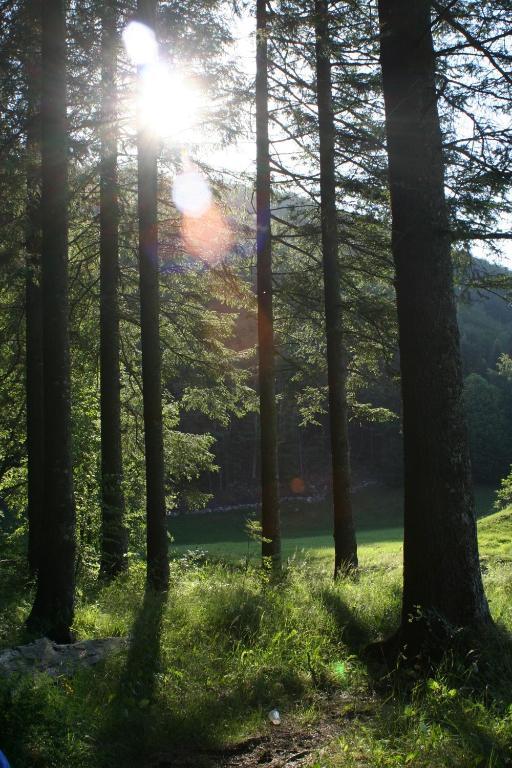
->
{"left": 149, "top": 696, "right": 375, "bottom": 768}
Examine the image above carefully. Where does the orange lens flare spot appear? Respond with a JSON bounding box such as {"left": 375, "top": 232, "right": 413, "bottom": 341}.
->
{"left": 181, "top": 204, "right": 233, "bottom": 264}
{"left": 290, "top": 477, "right": 305, "bottom": 494}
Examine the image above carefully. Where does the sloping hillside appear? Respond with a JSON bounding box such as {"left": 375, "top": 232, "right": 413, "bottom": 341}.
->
{"left": 478, "top": 507, "right": 512, "bottom": 561}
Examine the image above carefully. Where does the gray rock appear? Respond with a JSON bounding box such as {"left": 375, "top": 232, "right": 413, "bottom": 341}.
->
{"left": 0, "top": 637, "right": 126, "bottom": 677}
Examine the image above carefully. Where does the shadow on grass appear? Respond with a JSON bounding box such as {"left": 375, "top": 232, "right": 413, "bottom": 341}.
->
{"left": 95, "top": 587, "right": 167, "bottom": 768}
{"left": 322, "top": 582, "right": 512, "bottom": 701}
{"left": 320, "top": 587, "right": 512, "bottom": 764}
{"left": 320, "top": 589, "right": 372, "bottom": 656}
{"left": 92, "top": 581, "right": 312, "bottom": 767}
{"left": 466, "top": 620, "right": 512, "bottom": 701}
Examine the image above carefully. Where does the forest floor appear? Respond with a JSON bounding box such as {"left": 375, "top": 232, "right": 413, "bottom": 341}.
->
{"left": 150, "top": 701, "right": 354, "bottom": 767}
{"left": 1, "top": 486, "right": 511, "bottom": 768}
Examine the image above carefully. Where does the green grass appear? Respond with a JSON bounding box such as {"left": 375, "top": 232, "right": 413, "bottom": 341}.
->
{"left": 0, "top": 484, "right": 511, "bottom": 768}
{"left": 478, "top": 507, "right": 512, "bottom": 562}
{"left": 168, "top": 484, "right": 495, "bottom": 564}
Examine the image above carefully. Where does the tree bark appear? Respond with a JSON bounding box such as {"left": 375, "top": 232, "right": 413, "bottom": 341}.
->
{"left": 377, "top": 0, "right": 491, "bottom": 654}
{"left": 256, "top": 0, "right": 281, "bottom": 571}
{"left": 26, "top": 0, "right": 76, "bottom": 643}
{"left": 99, "top": 0, "right": 128, "bottom": 579}
{"left": 314, "top": 0, "right": 358, "bottom": 576}
{"left": 24, "top": 0, "right": 43, "bottom": 576}
{"left": 136, "top": 0, "right": 169, "bottom": 590}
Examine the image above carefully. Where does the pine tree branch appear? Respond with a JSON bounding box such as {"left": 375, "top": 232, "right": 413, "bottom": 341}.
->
{"left": 432, "top": 1, "right": 512, "bottom": 87}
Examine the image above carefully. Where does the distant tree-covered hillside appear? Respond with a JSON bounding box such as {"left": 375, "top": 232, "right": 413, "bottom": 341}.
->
{"left": 197, "top": 257, "right": 512, "bottom": 502}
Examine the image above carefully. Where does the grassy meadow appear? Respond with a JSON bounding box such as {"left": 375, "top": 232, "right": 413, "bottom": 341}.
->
{"left": 169, "top": 483, "right": 497, "bottom": 564}
{"left": 1, "top": 484, "right": 511, "bottom": 768}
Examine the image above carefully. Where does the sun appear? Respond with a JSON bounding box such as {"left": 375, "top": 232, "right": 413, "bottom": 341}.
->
{"left": 138, "top": 62, "right": 203, "bottom": 142}
{"left": 122, "top": 21, "right": 204, "bottom": 144}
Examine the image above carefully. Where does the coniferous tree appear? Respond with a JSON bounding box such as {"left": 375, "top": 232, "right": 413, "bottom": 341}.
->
{"left": 26, "top": 0, "right": 76, "bottom": 642}
{"left": 99, "top": 0, "right": 128, "bottom": 579}
{"left": 256, "top": 0, "right": 281, "bottom": 571}
{"left": 24, "top": 0, "right": 43, "bottom": 575}
{"left": 377, "top": 0, "right": 491, "bottom": 655}
{"left": 136, "top": 0, "right": 169, "bottom": 590}
{"left": 314, "top": 0, "right": 357, "bottom": 575}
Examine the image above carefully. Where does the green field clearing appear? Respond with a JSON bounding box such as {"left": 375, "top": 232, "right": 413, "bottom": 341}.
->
{"left": 169, "top": 484, "right": 498, "bottom": 564}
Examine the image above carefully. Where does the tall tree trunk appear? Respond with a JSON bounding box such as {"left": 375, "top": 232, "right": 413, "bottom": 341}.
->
{"left": 99, "top": 0, "right": 128, "bottom": 579}
{"left": 314, "top": 0, "right": 357, "bottom": 576}
{"left": 256, "top": 0, "right": 281, "bottom": 571}
{"left": 377, "top": 0, "right": 491, "bottom": 654}
{"left": 24, "top": 0, "right": 43, "bottom": 576}
{"left": 136, "top": 0, "right": 169, "bottom": 590}
{"left": 26, "top": 0, "right": 76, "bottom": 643}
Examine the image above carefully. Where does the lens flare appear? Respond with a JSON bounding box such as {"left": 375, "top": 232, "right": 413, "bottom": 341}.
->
{"left": 122, "top": 21, "right": 158, "bottom": 67}
{"left": 138, "top": 62, "right": 203, "bottom": 140}
{"left": 122, "top": 22, "right": 204, "bottom": 143}
{"left": 181, "top": 204, "right": 233, "bottom": 264}
{"left": 173, "top": 170, "right": 212, "bottom": 218}
{"left": 290, "top": 477, "right": 305, "bottom": 494}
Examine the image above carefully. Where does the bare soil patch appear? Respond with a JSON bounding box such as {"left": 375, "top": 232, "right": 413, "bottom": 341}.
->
{"left": 149, "top": 695, "right": 376, "bottom": 768}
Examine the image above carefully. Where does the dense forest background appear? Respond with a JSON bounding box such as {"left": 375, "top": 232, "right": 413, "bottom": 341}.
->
{"left": 197, "top": 259, "right": 512, "bottom": 505}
